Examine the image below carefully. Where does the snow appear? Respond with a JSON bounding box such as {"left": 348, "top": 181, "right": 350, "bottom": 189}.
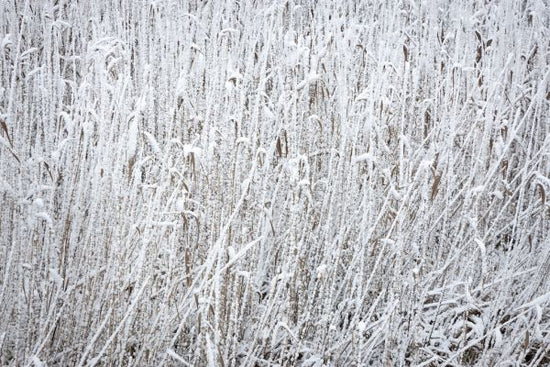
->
{"left": 143, "top": 131, "right": 161, "bottom": 156}
{"left": 1, "top": 1, "right": 549, "bottom": 366}
{"left": 517, "top": 292, "right": 550, "bottom": 310}
{"left": 127, "top": 116, "right": 138, "bottom": 157}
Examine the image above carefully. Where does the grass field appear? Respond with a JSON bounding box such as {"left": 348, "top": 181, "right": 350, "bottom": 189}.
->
{"left": 1, "top": 0, "right": 549, "bottom": 365}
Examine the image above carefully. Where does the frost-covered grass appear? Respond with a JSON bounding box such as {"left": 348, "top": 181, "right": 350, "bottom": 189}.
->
{"left": 1, "top": 0, "right": 549, "bottom": 366}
